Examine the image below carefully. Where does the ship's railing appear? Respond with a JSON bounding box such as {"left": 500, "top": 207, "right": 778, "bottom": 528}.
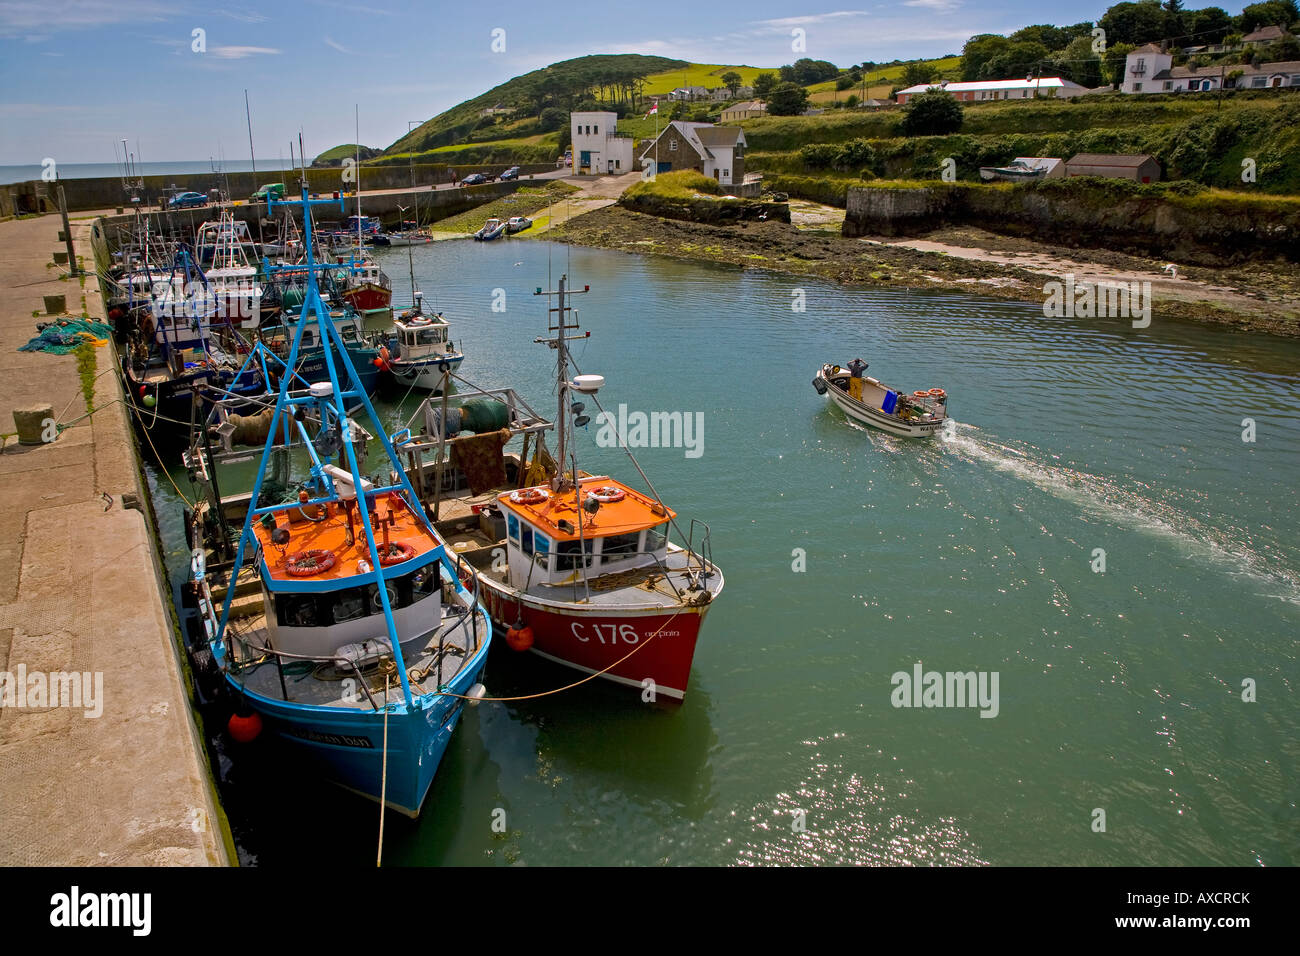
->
{"left": 192, "top": 572, "right": 382, "bottom": 709}
{"left": 195, "top": 561, "right": 484, "bottom": 707}
{"left": 685, "top": 519, "right": 716, "bottom": 585}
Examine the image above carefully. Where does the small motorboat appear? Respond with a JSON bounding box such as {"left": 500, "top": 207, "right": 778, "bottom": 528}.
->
{"left": 813, "top": 359, "right": 948, "bottom": 437}
{"left": 505, "top": 216, "right": 532, "bottom": 234}
{"left": 979, "top": 159, "right": 1047, "bottom": 182}
{"left": 474, "top": 218, "right": 506, "bottom": 241}
{"left": 382, "top": 294, "right": 464, "bottom": 391}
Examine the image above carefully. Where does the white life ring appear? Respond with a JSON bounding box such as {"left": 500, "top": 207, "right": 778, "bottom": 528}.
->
{"left": 588, "top": 485, "right": 626, "bottom": 503}
{"left": 509, "top": 487, "right": 549, "bottom": 505}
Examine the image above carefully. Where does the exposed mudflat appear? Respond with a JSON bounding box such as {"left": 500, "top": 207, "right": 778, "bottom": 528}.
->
{"left": 548, "top": 205, "right": 1300, "bottom": 337}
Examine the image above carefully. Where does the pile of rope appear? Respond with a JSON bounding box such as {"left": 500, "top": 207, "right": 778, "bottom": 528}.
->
{"left": 18, "top": 318, "right": 114, "bottom": 354}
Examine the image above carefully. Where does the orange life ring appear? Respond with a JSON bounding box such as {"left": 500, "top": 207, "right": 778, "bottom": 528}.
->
{"left": 588, "top": 485, "right": 626, "bottom": 503}
{"left": 510, "top": 487, "right": 549, "bottom": 505}
{"left": 286, "top": 549, "right": 335, "bottom": 576}
{"left": 377, "top": 542, "right": 416, "bottom": 566}
{"left": 928, "top": 388, "right": 946, "bottom": 398}
{"left": 913, "top": 390, "right": 929, "bottom": 398}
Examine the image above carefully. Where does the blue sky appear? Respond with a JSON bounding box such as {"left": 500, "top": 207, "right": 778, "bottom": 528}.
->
{"left": 0, "top": 0, "right": 1255, "bottom": 164}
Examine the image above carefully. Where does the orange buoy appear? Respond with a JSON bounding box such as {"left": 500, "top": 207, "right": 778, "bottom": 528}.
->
{"left": 227, "top": 710, "right": 263, "bottom": 743}
{"left": 505, "top": 626, "right": 534, "bottom": 652}
{"left": 913, "top": 390, "right": 929, "bottom": 398}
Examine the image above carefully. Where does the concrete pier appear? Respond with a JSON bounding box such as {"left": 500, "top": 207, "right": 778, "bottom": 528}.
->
{"left": 0, "top": 214, "right": 230, "bottom": 865}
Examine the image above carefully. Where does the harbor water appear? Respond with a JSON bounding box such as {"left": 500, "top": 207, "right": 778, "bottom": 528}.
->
{"left": 145, "top": 239, "right": 1300, "bottom": 866}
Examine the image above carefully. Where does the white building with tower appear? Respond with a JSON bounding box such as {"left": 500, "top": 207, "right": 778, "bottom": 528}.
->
{"left": 569, "top": 111, "right": 636, "bottom": 175}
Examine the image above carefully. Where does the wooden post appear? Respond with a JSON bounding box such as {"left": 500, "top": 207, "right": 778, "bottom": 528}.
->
{"left": 57, "top": 185, "right": 78, "bottom": 277}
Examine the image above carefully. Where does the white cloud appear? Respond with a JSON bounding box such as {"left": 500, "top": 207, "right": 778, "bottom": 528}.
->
{"left": 0, "top": 0, "right": 172, "bottom": 35}
{"left": 219, "top": 8, "right": 270, "bottom": 22}
{"left": 324, "top": 36, "right": 352, "bottom": 54}
{"left": 211, "top": 45, "right": 281, "bottom": 59}
{"left": 902, "top": 0, "right": 963, "bottom": 10}
{"left": 752, "top": 11, "right": 870, "bottom": 30}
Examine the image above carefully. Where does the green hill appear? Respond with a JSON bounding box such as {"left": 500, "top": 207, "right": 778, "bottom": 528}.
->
{"left": 312, "top": 144, "right": 381, "bottom": 166}
{"left": 387, "top": 54, "right": 689, "bottom": 155}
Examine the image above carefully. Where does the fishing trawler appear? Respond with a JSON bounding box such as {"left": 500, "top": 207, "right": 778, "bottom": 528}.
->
{"left": 400, "top": 276, "right": 723, "bottom": 700}
{"left": 813, "top": 359, "right": 949, "bottom": 437}
{"left": 190, "top": 180, "right": 490, "bottom": 816}
{"left": 378, "top": 224, "right": 464, "bottom": 390}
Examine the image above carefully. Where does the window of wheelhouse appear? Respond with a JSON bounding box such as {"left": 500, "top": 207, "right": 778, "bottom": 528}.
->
{"left": 556, "top": 537, "right": 593, "bottom": 571}
{"left": 645, "top": 523, "right": 668, "bottom": 554}
{"left": 273, "top": 562, "right": 440, "bottom": 628}
{"left": 599, "top": 531, "right": 641, "bottom": 563}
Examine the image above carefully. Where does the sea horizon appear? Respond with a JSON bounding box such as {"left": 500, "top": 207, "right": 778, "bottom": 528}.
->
{"left": 0, "top": 158, "right": 299, "bottom": 186}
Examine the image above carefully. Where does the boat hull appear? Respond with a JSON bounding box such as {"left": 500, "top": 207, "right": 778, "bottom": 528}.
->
{"left": 475, "top": 577, "right": 712, "bottom": 700}
{"left": 222, "top": 655, "right": 485, "bottom": 816}
{"left": 341, "top": 283, "right": 392, "bottom": 313}
{"left": 815, "top": 367, "right": 946, "bottom": 438}
{"left": 389, "top": 354, "right": 464, "bottom": 390}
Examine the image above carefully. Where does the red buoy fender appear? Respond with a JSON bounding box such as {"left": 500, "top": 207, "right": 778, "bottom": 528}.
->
{"left": 228, "top": 711, "right": 263, "bottom": 743}
{"left": 506, "top": 626, "right": 534, "bottom": 652}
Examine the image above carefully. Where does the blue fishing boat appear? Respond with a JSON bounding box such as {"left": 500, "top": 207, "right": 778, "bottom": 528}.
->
{"left": 191, "top": 181, "right": 491, "bottom": 817}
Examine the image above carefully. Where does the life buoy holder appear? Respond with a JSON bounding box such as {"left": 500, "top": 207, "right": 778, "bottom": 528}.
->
{"left": 509, "top": 487, "right": 549, "bottom": 505}
{"left": 588, "top": 485, "right": 626, "bottom": 503}
{"left": 377, "top": 542, "right": 416, "bottom": 566}
{"left": 286, "top": 549, "right": 336, "bottom": 576}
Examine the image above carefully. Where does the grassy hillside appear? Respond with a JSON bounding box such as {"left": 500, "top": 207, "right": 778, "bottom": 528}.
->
{"left": 804, "top": 56, "right": 962, "bottom": 104}
{"left": 640, "top": 63, "right": 771, "bottom": 96}
{"left": 744, "top": 94, "right": 1300, "bottom": 195}
{"left": 312, "top": 144, "right": 379, "bottom": 165}
{"left": 387, "top": 53, "right": 687, "bottom": 155}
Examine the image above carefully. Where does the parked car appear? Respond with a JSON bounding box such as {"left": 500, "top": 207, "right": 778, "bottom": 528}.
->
{"left": 250, "top": 182, "right": 286, "bottom": 203}
{"left": 168, "top": 191, "right": 207, "bottom": 209}
{"left": 505, "top": 216, "right": 532, "bottom": 233}
{"left": 499, "top": 166, "right": 521, "bottom": 181}
{"left": 460, "top": 173, "right": 488, "bottom": 186}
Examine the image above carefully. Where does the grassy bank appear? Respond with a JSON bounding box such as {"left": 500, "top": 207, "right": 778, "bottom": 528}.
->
{"left": 429, "top": 181, "right": 580, "bottom": 234}
{"left": 742, "top": 95, "right": 1300, "bottom": 193}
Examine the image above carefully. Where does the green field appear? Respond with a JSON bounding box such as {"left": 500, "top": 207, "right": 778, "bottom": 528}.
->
{"left": 803, "top": 55, "right": 962, "bottom": 104}
{"left": 640, "top": 63, "right": 771, "bottom": 96}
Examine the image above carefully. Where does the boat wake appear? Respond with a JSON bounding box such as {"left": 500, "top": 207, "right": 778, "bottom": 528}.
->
{"left": 938, "top": 422, "right": 1300, "bottom": 605}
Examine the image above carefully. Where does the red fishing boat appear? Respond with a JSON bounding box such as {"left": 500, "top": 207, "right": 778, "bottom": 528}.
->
{"left": 403, "top": 275, "right": 723, "bottom": 700}
{"left": 338, "top": 258, "right": 392, "bottom": 314}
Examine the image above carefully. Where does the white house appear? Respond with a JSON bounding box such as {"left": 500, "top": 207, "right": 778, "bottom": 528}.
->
{"left": 895, "top": 76, "right": 1088, "bottom": 104}
{"left": 638, "top": 121, "right": 747, "bottom": 185}
{"left": 569, "top": 111, "right": 636, "bottom": 175}
{"left": 1123, "top": 43, "right": 1300, "bottom": 93}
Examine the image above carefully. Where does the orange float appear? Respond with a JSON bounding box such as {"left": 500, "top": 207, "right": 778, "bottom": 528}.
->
{"left": 506, "top": 626, "right": 534, "bottom": 652}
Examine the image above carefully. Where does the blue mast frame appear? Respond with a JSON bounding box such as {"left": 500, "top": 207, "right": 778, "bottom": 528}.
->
{"left": 213, "top": 182, "right": 441, "bottom": 710}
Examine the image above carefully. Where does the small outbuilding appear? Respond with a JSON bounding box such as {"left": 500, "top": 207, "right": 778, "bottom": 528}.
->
{"left": 1065, "top": 153, "right": 1162, "bottom": 183}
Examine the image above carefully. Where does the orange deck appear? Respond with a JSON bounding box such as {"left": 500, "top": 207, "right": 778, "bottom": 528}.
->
{"left": 254, "top": 492, "right": 439, "bottom": 582}
{"left": 497, "top": 477, "right": 675, "bottom": 541}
